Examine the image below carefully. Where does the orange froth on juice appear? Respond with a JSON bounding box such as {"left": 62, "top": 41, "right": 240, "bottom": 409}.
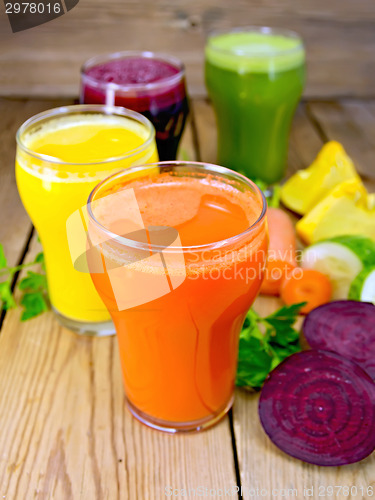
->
{"left": 95, "top": 173, "right": 261, "bottom": 246}
{"left": 90, "top": 172, "right": 267, "bottom": 424}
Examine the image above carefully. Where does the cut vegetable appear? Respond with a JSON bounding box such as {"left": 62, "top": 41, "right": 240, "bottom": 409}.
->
{"left": 259, "top": 350, "right": 375, "bottom": 466}
{"left": 301, "top": 235, "right": 375, "bottom": 299}
{"left": 296, "top": 178, "right": 375, "bottom": 244}
{"left": 260, "top": 207, "right": 297, "bottom": 296}
{"left": 280, "top": 268, "right": 332, "bottom": 314}
{"left": 303, "top": 301, "right": 375, "bottom": 379}
{"left": 280, "top": 141, "right": 358, "bottom": 215}
{"left": 349, "top": 267, "right": 375, "bottom": 305}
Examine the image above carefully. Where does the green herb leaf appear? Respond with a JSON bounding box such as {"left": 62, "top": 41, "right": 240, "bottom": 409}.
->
{"left": 236, "top": 336, "right": 273, "bottom": 388}
{"left": 254, "top": 179, "right": 269, "bottom": 193}
{"left": 19, "top": 270, "right": 47, "bottom": 292}
{"left": 20, "top": 292, "right": 48, "bottom": 321}
{"left": 0, "top": 281, "right": 16, "bottom": 310}
{"left": 268, "top": 184, "right": 281, "bottom": 209}
{"left": 236, "top": 302, "right": 305, "bottom": 389}
{"left": 0, "top": 243, "right": 49, "bottom": 320}
{"left": 253, "top": 181, "right": 281, "bottom": 209}
{"left": 0, "top": 244, "right": 7, "bottom": 269}
{"left": 34, "top": 252, "right": 45, "bottom": 269}
{"left": 267, "top": 302, "right": 307, "bottom": 321}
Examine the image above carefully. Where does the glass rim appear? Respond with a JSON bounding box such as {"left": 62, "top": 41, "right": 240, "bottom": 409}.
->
{"left": 87, "top": 161, "right": 267, "bottom": 253}
{"left": 81, "top": 51, "right": 186, "bottom": 93}
{"left": 16, "top": 104, "right": 155, "bottom": 167}
{"left": 206, "top": 26, "right": 304, "bottom": 58}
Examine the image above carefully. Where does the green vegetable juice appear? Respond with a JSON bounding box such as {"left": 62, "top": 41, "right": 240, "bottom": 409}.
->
{"left": 205, "top": 29, "right": 305, "bottom": 184}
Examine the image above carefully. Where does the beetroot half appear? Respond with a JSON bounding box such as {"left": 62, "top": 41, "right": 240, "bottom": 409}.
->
{"left": 303, "top": 301, "right": 375, "bottom": 379}
{"left": 258, "top": 350, "right": 375, "bottom": 466}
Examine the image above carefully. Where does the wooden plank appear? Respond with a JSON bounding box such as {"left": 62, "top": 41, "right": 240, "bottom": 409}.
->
{"left": 287, "top": 105, "right": 324, "bottom": 175}
{"left": 191, "top": 100, "right": 217, "bottom": 164}
{"left": 0, "top": 0, "right": 375, "bottom": 98}
{"left": 193, "top": 99, "right": 323, "bottom": 176}
{"left": 308, "top": 100, "right": 375, "bottom": 191}
{"left": 177, "top": 112, "right": 198, "bottom": 162}
{"left": 0, "top": 118, "right": 237, "bottom": 499}
{"left": 0, "top": 98, "right": 72, "bottom": 268}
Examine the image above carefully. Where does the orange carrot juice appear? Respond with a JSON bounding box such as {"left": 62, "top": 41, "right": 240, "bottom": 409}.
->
{"left": 88, "top": 162, "right": 267, "bottom": 431}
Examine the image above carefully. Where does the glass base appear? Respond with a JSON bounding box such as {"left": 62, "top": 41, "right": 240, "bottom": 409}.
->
{"left": 53, "top": 307, "right": 115, "bottom": 337}
{"left": 126, "top": 394, "right": 234, "bottom": 433}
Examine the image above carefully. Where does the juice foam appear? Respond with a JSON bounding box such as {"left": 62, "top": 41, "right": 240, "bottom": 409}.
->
{"left": 206, "top": 31, "right": 305, "bottom": 73}
{"left": 85, "top": 57, "right": 179, "bottom": 85}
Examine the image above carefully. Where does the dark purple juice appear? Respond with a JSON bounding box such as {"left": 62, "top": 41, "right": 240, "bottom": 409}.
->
{"left": 81, "top": 54, "right": 189, "bottom": 161}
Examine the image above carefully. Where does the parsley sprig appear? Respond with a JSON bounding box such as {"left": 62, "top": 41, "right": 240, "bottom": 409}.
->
{"left": 254, "top": 179, "right": 281, "bottom": 208}
{"left": 0, "top": 243, "right": 49, "bottom": 321}
{"left": 236, "top": 302, "right": 306, "bottom": 389}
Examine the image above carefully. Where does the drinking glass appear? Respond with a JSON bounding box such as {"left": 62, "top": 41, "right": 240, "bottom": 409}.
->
{"left": 205, "top": 27, "right": 306, "bottom": 184}
{"left": 86, "top": 161, "right": 267, "bottom": 432}
{"left": 81, "top": 51, "right": 189, "bottom": 161}
{"left": 16, "top": 105, "right": 158, "bottom": 336}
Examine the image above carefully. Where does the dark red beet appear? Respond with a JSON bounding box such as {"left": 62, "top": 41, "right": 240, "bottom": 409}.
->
{"left": 303, "top": 301, "right": 375, "bottom": 379}
{"left": 258, "top": 350, "right": 375, "bottom": 466}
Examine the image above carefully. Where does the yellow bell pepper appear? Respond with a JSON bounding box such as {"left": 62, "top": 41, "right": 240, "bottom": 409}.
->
{"left": 296, "top": 179, "right": 375, "bottom": 244}
{"left": 281, "top": 141, "right": 359, "bottom": 215}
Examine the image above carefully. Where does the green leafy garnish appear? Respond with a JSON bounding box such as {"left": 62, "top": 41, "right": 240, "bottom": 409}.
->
{"left": 254, "top": 180, "right": 281, "bottom": 209}
{"left": 0, "top": 281, "right": 16, "bottom": 310}
{"left": 20, "top": 292, "right": 48, "bottom": 321}
{"left": 267, "top": 184, "right": 281, "bottom": 208}
{"left": 0, "top": 245, "right": 7, "bottom": 269}
{"left": 236, "top": 302, "right": 306, "bottom": 389}
{"left": 0, "top": 243, "right": 49, "bottom": 321}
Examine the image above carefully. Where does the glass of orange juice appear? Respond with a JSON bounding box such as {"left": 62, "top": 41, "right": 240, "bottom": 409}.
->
{"left": 16, "top": 105, "right": 158, "bottom": 336}
{"left": 86, "top": 161, "right": 267, "bottom": 431}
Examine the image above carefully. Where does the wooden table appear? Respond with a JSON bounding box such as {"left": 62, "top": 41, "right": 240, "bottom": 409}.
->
{"left": 0, "top": 97, "right": 374, "bottom": 500}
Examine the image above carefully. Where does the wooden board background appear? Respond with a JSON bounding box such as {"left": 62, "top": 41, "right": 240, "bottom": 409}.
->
{"left": 1, "top": 96, "right": 374, "bottom": 499}
{"left": 0, "top": 0, "right": 375, "bottom": 98}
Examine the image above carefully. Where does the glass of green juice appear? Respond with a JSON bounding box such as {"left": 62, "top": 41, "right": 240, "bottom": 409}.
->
{"left": 205, "top": 27, "right": 306, "bottom": 184}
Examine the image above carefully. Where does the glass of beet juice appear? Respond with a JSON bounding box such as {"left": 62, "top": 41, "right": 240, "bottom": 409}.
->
{"left": 80, "top": 51, "right": 189, "bottom": 161}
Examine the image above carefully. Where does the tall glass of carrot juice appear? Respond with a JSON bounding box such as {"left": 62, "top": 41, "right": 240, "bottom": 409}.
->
{"left": 16, "top": 105, "right": 158, "bottom": 336}
{"left": 86, "top": 162, "right": 267, "bottom": 431}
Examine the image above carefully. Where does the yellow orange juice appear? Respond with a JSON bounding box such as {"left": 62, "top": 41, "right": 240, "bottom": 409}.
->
{"left": 16, "top": 105, "right": 158, "bottom": 334}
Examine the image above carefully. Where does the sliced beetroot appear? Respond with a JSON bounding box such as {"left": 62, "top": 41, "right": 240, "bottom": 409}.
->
{"left": 258, "top": 350, "right": 375, "bottom": 466}
{"left": 303, "top": 301, "right": 375, "bottom": 379}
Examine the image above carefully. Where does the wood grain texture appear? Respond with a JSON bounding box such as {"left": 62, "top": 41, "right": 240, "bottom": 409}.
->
{"left": 1, "top": 98, "right": 374, "bottom": 499}
{"left": 0, "top": 0, "right": 375, "bottom": 98}
{"left": 308, "top": 100, "right": 375, "bottom": 191}
{"left": 0, "top": 98, "right": 72, "bottom": 267}
{"left": 0, "top": 113, "right": 238, "bottom": 499}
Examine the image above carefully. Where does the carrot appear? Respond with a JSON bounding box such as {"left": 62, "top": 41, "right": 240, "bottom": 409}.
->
{"left": 280, "top": 268, "right": 332, "bottom": 314}
{"left": 260, "top": 207, "right": 297, "bottom": 296}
